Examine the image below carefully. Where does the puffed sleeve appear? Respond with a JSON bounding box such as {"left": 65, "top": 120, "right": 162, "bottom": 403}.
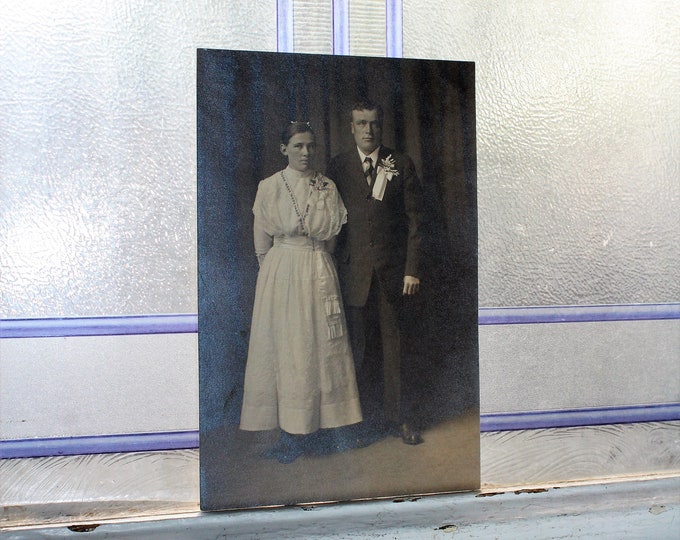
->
{"left": 252, "top": 180, "right": 274, "bottom": 263}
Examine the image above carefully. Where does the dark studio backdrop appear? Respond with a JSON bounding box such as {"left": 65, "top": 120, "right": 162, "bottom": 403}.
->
{"left": 197, "top": 49, "right": 478, "bottom": 509}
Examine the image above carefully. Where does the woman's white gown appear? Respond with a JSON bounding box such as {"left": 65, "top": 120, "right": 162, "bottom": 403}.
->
{"left": 240, "top": 166, "right": 362, "bottom": 435}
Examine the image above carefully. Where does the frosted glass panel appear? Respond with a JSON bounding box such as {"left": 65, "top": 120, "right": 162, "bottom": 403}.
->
{"left": 293, "top": 1, "right": 333, "bottom": 53}
{"left": 405, "top": 0, "right": 680, "bottom": 307}
{"left": 5, "top": 1, "right": 676, "bottom": 316}
{"left": 349, "top": 0, "right": 387, "bottom": 56}
{"left": 0, "top": 1, "right": 276, "bottom": 318}
{"left": 1, "top": 334, "right": 198, "bottom": 439}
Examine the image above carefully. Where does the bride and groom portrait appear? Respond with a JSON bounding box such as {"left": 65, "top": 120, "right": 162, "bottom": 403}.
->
{"left": 198, "top": 49, "right": 478, "bottom": 510}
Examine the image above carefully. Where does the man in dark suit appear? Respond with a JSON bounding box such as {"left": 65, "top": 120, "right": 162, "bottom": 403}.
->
{"left": 326, "top": 99, "right": 424, "bottom": 445}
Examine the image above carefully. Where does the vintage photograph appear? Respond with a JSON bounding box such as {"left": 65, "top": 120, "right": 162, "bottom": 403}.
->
{"left": 198, "top": 49, "right": 478, "bottom": 510}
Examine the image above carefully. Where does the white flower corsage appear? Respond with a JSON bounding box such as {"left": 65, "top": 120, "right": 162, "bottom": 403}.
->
{"left": 379, "top": 155, "right": 399, "bottom": 180}
{"left": 372, "top": 155, "right": 399, "bottom": 201}
{"left": 310, "top": 174, "right": 329, "bottom": 191}
{"left": 310, "top": 173, "right": 330, "bottom": 209}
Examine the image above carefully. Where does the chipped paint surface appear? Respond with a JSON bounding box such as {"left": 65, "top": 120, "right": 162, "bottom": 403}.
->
{"left": 2, "top": 477, "right": 678, "bottom": 538}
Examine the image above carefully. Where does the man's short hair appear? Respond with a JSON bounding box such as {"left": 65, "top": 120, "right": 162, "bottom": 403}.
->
{"left": 350, "top": 99, "right": 384, "bottom": 123}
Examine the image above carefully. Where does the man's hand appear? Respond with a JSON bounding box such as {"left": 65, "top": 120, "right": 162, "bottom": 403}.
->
{"left": 403, "top": 275, "right": 420, "bottom": 295}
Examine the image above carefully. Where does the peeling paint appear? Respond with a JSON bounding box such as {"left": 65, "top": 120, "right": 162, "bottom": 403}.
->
{"left": 67, "top": 524, "right": 100, "bottom": 532}
{"left": 514, "top": 488, "right": 549, "bottom": 495}
{"left": 649, "top": 505, "right": 668, "bottom": 515}
{"left": 476, "top": 491, "right": 504, "bottom": 497}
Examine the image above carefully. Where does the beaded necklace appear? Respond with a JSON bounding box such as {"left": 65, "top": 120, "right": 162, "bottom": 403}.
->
{"left": 280, "top": 169, "right": 318, "bottom": 235}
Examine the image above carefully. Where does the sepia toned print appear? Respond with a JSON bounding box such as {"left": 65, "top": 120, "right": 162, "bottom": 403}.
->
{"left": 198, "top": 49, "right": 478, "bottom": 510}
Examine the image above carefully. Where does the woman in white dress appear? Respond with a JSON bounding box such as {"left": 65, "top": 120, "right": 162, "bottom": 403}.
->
{"left": 240, "top": 121, "right": 362, "bottom": 463}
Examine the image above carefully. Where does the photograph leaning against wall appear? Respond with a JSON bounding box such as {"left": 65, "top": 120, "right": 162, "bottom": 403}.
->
{"left": 197, "top": 49, "right": 478, "bottom": 510}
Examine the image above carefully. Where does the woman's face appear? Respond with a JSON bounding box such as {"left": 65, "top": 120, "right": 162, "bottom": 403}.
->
{"left": 280, "top": 132, "right": 316, "bottom": 172}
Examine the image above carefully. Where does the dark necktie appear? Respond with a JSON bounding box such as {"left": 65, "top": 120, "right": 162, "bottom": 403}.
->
{"left": 363, "top": 156, "right": 375, "bottom": 186}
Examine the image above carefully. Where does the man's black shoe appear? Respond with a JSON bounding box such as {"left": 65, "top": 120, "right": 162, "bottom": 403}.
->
{"left": 399, "top": 423, "right": 424, "bottom": 445}
{"left": 386, "top": 422, "right": 424, "bottom": 445}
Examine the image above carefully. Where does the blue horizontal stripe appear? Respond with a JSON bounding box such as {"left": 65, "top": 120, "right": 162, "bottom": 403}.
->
{"left": 0, "top": 314, "right": 198, "bottom": 339}
{"left": 0, "top": 431, "right": 199, "bottom": 459}
{"left": 481, "top": 403, "right": 680, "bottom": 432}
{"left": 478, "top": 303, "right": 680, "bottom": 325}
{"left": 2, "top": 304, "right": 678, "bottom": 339}
{"left": 2, "top": 404, "right": 678, "bottom": 458}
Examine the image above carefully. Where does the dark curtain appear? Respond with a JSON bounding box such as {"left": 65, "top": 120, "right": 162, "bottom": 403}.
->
{"left": 198, "top": 49, "right": 477, "bottom": 434}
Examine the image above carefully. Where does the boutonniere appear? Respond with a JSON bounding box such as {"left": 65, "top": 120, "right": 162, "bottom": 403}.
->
{"left": 379, "top": 155, "right": 399, "bottom": 180}
{"left": 309, "top": 173, "right": 329, "bottom": 192}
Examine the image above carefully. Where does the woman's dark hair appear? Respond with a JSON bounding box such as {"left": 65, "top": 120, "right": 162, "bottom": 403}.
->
{"left": 280, "top": 121, "right": 314, "bottom": 146}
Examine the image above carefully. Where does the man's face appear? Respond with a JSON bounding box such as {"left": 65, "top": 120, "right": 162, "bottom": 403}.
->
{"left": 351, "top": 109, "right": 382, "bottom": 155}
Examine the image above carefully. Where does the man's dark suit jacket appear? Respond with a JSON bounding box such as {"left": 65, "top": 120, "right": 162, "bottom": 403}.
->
{"left": 326, "top": 145, "right": 424, "bottom": 307}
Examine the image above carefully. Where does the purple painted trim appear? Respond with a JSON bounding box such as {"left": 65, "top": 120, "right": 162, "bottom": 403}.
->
{"left": 332, "top": 0, "right": 350, "bottom": 55}
{"left": 277, "top": 0, "right": 294, "bottom": 53}
{"left": 386, "top": 0, "right": 403, "bottom": 57}
{"left": 0, "top": 314, "right": 198, "bottom": 339}
{"left": 2, "top": 304, "right": 678, "bottom": 339}
{"left": 480, "top": 403, "right": 680, "bottom": 432}
{"left": 0, "top": 431, "right": 199, "bottom": 459}
{"left": 479, "top": 303, "right": 680, "bottom": 325}
{"left": 2, "top": 404, "right": 678, "bottom": 458}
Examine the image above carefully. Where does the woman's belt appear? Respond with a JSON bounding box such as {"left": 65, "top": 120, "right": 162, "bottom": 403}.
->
{"left": 273, "top": 235, "right": 328, "bottom": 252}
